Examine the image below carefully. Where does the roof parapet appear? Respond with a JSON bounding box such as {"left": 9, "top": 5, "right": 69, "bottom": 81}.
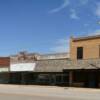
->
{"left": 72, "top": 35, "right": 100, "bottom": 42}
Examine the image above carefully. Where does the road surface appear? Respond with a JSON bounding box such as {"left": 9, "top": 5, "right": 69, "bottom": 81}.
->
{"left": 0, "top": 85, "right": 99, "bottom": 100}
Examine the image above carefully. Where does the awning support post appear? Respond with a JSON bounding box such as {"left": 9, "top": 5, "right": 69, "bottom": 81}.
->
{"left": 69, "top": 71, "right": 73, "bottom": 87}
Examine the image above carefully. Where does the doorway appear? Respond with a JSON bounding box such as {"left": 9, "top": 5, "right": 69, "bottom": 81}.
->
{"left": 85, "top": 71, "right": 98, "bottom": 88}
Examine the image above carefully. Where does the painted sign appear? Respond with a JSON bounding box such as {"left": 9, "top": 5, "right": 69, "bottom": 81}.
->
{"left": 10, "top": 63, "right": 36, "bottom": 71}
{"left": 0, "top": 68, "right": 9, "bottom": 72}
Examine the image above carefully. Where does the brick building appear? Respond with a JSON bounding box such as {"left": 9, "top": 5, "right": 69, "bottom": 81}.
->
{"left": 0, "top": 57, "right": 10, "bottom": 83}
{"left": 70, "top": 35, "right": 100, "bottom": 60}
{"left": 0, "top": 35, "right": 100, "bottom": 88}
{"left": 9, "top": 51, "right": 69, "bottom": 85}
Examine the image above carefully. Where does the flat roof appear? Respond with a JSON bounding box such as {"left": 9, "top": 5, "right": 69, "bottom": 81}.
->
{"left": 72, "top": 35, "right": 100, "bottom": 42}
{"left": 34, "top": 58, "right": 100, "bottom": 72}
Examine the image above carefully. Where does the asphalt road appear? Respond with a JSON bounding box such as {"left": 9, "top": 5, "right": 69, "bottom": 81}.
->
{"left": 0, "top": 85, "right": 99, "bottom": 100}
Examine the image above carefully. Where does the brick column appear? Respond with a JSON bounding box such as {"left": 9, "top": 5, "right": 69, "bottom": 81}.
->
{"left": 69, "top": 71, "right": 73, "bottom": 87}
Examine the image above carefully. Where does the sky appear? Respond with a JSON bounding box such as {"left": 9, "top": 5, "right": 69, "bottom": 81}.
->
{"left": 0, "top": 0, "right": 100, "bottom": 56}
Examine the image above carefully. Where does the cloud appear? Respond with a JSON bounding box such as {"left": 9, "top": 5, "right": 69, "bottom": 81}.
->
{"left": 88, "top": 29, "right": 100, "bottom": 36}
{"left": 49, "top": 0, "right": 69, "bottom": 13}
{"left": 70, "top": 9, "right": 79, "bottom": 19}
{"left": 50, "top": 38, "right": 69, "bottom": 53}
{"left": 84, "top": 23, "right": 89, "bottom": 27}
{"left": 79, "top": 0, "right": 89, "bottom": 5}
{"left": 95, "top": 3, "right": 100, "bottom": 17}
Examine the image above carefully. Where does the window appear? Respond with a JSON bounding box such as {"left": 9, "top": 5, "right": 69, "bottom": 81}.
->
{"left": 99, "top": 45, "right": 100, "bottom": 58}
{"left": 77, "top": 47, "right": 83, "bottom": 59}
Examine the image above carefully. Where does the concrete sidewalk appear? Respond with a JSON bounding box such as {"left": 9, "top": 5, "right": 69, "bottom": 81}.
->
{"left": 0, "top": 84, "right": 99, "bottom": 100}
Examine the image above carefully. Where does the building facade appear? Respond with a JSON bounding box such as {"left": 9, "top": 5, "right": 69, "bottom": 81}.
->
{"left": 9, "top": 51, "right": 69, "bottom": 85}
{"left": 37, "top": 53, "right": 69, "bottom": 60}
{"left": 0, "top": 35, "right": 100, "bottom": 88}
{"left": 70, "top": 35, "right": 100, "bottom": 60}
{"left": 0, "top": 57, "right": 10, "bottom": 83}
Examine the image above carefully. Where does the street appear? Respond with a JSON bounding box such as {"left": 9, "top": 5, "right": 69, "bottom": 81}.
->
{"left": 0, "top": 93, "right": 90, "bottom": 100}
{"left": 0, "top": 93, "right": 67, "bottom": 100}
{"left": 0, "top": 85, "right": 99, "bottom": 100}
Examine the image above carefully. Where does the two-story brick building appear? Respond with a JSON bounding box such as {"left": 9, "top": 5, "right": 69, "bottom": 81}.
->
{"left": 66, "top": 35, "right": 100, "bottom": 88}
{"left": 70, "top": 35, "right": 100, "bottom": 60}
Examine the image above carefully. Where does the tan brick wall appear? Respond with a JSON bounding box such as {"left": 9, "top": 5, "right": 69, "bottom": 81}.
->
{"left": 70, "top": 37, "right": 100, "bottom": 60}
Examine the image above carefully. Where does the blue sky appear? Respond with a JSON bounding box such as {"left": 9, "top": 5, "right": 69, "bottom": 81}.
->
{"left": 0, "top": 0, "right": 100, "bottom": 56}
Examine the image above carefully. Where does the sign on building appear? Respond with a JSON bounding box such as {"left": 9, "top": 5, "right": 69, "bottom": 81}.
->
{"left": 10, "top": 63, "right": 36, "bottom": 72}
{"left": 0, "top": 68, "right": 9, "bottom": 72}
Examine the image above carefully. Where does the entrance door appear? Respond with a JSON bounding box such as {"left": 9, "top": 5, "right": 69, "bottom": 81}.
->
{"left": 86, "top": 72, "right": 98, "bottom": 88}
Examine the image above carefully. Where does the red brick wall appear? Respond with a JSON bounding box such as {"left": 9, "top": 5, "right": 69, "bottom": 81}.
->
{"left": 0, "top": 57, "right": 10, "bottom": 67}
